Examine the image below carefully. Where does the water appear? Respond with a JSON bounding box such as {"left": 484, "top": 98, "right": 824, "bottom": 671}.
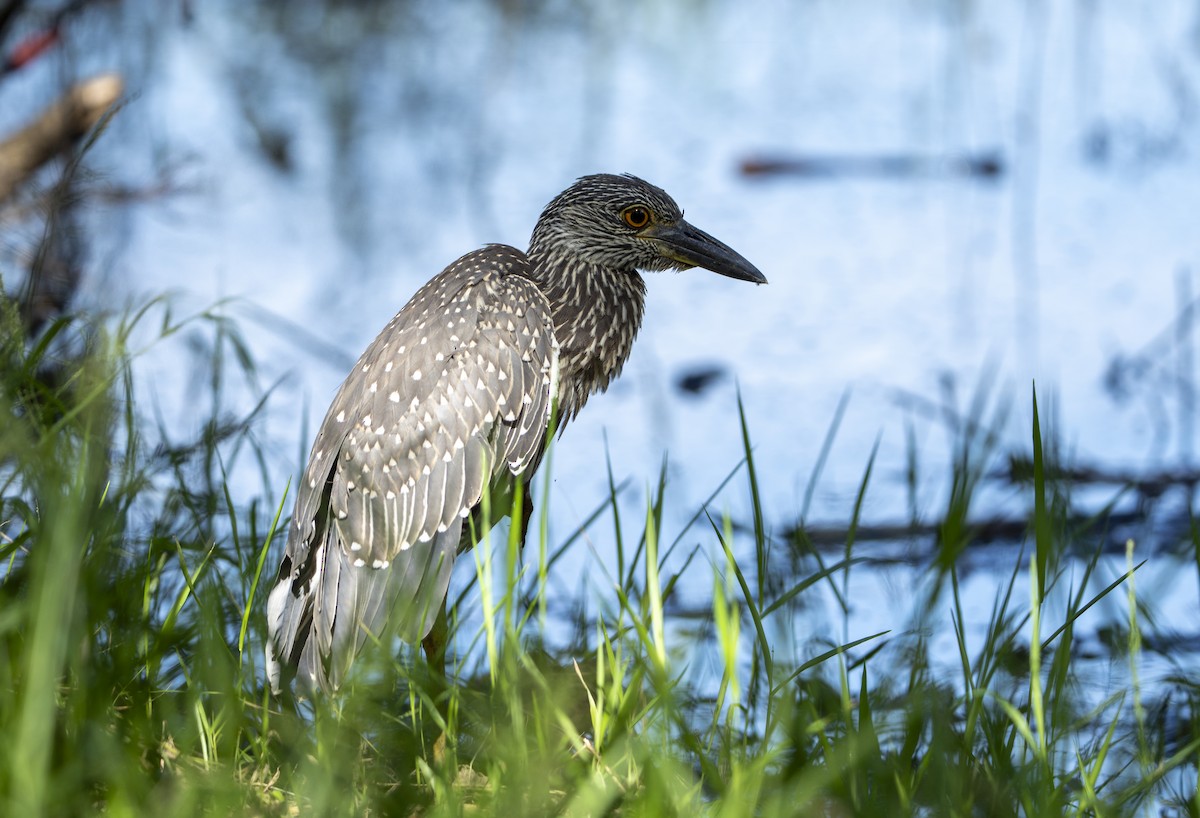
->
{"left": 4, "top": 0, "right": 1198, "bottom": 714}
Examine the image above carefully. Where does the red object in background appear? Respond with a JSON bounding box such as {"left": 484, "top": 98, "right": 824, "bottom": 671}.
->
{"left": 2, "top": 28, "right": 60, "bottom": 75}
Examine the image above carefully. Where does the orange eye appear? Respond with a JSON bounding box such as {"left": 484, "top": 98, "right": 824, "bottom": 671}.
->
{"left": 622, "top": 206, "right": 651, "bottom": 229}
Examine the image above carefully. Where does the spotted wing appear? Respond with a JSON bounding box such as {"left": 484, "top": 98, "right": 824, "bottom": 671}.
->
{"left": 266, "top": 245, "right": 558, "bottom": 691}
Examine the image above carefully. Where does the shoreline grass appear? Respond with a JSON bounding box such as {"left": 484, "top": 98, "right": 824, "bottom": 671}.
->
{"left": 1, "top": 297, "right": 1197, "bottom": 816}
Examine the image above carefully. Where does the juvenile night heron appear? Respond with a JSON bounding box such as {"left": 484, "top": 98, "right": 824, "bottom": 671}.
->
{"left": 266, "top": 173, "right": 765, "bottom": 692}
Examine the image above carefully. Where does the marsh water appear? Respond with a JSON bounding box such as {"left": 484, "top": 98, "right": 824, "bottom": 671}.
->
{"left": 4, "top": 0, "right": 1198, "bottom": 722}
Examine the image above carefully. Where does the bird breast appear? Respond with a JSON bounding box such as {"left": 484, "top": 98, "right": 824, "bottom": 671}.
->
{"left": 538, "top": 263, "right": 647, "bottom": 420}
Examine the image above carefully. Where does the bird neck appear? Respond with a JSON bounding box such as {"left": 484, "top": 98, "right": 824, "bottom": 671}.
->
{"left": 525, "top": 246, "right": 647, "bottom": 420}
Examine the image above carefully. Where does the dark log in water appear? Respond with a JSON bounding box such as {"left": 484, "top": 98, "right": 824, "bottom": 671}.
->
{"left": 739, "top": 151, "right": 1005, "bottom": 181}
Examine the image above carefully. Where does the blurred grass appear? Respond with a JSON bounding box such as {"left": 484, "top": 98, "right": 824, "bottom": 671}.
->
{"left": 0, "top": 291, "right": 1198, "bottom": 817}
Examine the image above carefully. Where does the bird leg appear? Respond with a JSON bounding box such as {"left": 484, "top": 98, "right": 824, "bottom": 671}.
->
{"left": 420, "top": 602, "right": 449, "bottom": 674}
{"left": 418, "top": 488, "right": 532, "bottom": 771}
{"left": 421, "top": 602, "right": 450, "bottom": 768}
{"left": 517, "top": 486, "right": 535, "bottom": 548}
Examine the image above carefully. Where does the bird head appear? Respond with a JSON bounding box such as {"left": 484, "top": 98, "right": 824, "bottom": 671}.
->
{"left": 530, "top": 173, "right": 767, "bottom": 284}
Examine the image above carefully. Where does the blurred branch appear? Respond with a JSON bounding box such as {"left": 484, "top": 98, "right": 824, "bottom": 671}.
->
{"left": 0, "top": 72, "right": 122, "bottom": 201}
{"left": 19, "top": 196, "right": 83, "bottom": 334}
{"left": 1, "top": 0, "right": 109, "bottom": 75}
{"left": 789, "top": 508, "right": 1147, "bottom": 556}
{"left": 2, "top": 26, "right": 58, "bottom": 75}
{"left": 1001, "top": 456, "right": 1200, "bottom": 497}
{"left": 739, "top": 151, "right": 1005, "bottom": 182}
{"left": 0, "top": 1, "right": 29, "bottom": 44}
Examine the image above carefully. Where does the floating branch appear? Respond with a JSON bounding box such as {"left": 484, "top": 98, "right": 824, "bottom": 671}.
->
{"left": 1001, "top": 456, "right": 1200, "bottom": 497}
{"left": 739, "top": 151, "right": 1005, "bottom": 182}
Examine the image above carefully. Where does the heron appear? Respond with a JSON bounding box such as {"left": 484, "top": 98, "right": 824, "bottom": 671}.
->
{"left": 266, "top": 173, "right": 765, "bottom": 693}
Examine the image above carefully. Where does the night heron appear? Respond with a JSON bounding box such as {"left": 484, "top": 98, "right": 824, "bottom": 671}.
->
{"left": 266, "top": 173, "right": 765, "bottom": 692}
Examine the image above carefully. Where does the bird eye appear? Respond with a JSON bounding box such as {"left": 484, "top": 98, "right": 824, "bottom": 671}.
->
{"left": 622, "top": 206, "right": 651, "bottom": 229}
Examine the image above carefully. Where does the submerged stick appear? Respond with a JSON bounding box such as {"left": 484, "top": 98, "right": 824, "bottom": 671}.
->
{"left": 740, "top": 151, "right": 1005, "bottom": 181}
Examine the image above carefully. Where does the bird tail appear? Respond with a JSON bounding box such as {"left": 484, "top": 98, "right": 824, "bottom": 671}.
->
{"left": 265, "top": 518, "right": 461, "bottom": 694}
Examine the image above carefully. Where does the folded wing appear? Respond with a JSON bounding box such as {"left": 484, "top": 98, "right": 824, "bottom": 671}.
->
{"left": 266, "top": 245, "right": 558, "bottom": 691}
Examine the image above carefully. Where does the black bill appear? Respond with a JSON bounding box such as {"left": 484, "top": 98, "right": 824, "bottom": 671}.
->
{"left": 646, "top": 219, "right": 767, "bottom": 284}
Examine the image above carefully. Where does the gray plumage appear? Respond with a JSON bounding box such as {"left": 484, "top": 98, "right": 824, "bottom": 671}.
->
{"left": 266, "top": 173, "right": 765, "bottom": 692}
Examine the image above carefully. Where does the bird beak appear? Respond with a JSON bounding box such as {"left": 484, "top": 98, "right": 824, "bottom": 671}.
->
{"left": 645, "top": 219, "right": 767, "bottom": 284}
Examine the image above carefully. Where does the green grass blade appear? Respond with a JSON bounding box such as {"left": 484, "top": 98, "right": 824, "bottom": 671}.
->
{"left": 239, "top": 480, "right": 289, "bottom": 655}
{"left": 1032, "top": 384, "right": 1051, "bottom": 604}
